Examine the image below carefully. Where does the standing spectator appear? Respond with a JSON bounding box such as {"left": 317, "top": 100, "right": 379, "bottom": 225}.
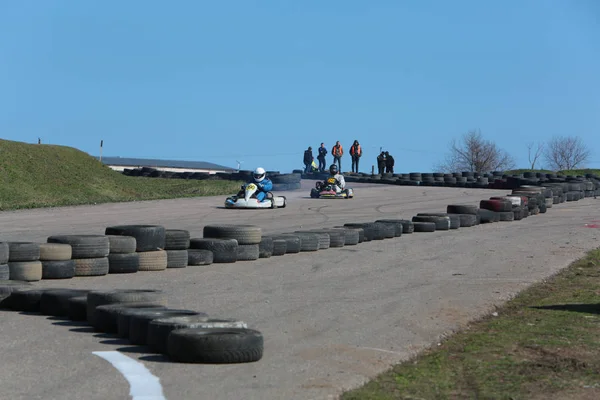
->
{"left": 331, "top": 141, "right": 343, "bottom": 172}
{"left": 377, "top": 151, "right": 386, "bottom": 175}
{"left": 317, "top": 143, "right": 328, "bottom": 172}
{"left": 385, "top": 151, "right": 395, "bottom": 173}
{"left": 349, "top": 140, "right": 362, "bottom": 173}
{"left": 303, "top": 146, "right": 314, "bottom": 173}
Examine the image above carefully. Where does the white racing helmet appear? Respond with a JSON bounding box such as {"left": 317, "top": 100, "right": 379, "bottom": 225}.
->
{"left": 253, "top": 167, "right": 266, "bottom": 182}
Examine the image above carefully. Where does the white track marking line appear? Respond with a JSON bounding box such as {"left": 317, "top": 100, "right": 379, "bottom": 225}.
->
{"left": 92, "top": 351, "right": 167, "bottom": 400}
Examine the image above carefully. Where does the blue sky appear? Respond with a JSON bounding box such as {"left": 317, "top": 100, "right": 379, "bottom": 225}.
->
{"left": 1, "top": 1, "right": 599, "bottom": 173}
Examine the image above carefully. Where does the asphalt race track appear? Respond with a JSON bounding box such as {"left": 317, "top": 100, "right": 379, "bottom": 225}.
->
{"left": 0, "top": 181, "right": 599, "bottom": 400}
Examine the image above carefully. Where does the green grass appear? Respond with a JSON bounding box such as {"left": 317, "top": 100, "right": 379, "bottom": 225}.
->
{"left": 0, "top": 139, "right": 242, "bottom": 210}
{"left": 342, "top": 248, "right": 600, "bottom": 400}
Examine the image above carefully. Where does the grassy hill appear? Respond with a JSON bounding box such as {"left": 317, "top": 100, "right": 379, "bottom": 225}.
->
{"left": 0, "top": 139, "right": 242, "bottom": 210}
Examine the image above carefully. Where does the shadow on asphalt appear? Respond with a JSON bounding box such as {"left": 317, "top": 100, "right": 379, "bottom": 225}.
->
{"left": 531, "top": 303, "right": 600, "bottom": 315}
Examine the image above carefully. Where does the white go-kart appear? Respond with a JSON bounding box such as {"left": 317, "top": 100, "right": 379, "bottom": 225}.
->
{"left": 225, "top": 183, "right": 286, "bottom": 209}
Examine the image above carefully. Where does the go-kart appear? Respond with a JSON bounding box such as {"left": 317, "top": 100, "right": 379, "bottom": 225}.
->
{"left": 225, "top": 183, "right": 286, "bottom": 209}
{"left": 310, "top": 178, "right": 354, "bottom": 199}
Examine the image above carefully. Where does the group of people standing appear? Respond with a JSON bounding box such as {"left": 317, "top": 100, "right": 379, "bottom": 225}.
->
{"left": 303, "top": 141, "right": 395, "bottom": 175}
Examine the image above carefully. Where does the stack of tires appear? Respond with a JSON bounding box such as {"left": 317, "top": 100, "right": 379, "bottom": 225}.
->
{"left": 7, "top": 242, "right": 42, "bottom": 281}
{"left": 39, "top": 243, "right": 75, "bottom": 279}
{"left": 195, "top": 225, "right": 262, "bottom": 262}
{"left": 105, "top": 225, "right": 167, "bottom": 272}
{"left": 271, "top": 173, "right": 302, "bottom": 191}
{"left": 106, "top": 235, "right": 139, "bottom": 274}
{"left": 47, "top": 235, "right": 110, "bottom": 277}
{"left": 165, "top": 229, "right": 190, "bottom": 269}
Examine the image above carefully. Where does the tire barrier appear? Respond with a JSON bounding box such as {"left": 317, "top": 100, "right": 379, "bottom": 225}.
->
{"left": 0, "top": 182, "right": 596, "bottom": 365}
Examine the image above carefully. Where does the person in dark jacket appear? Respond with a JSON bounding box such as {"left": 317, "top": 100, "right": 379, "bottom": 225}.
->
{"left": 349, "top": 140, "right": 362, "bottom": 173}
{"left": 377, "top": 152, "right": 386, "bottom": 175}
{"left": 317, "top": 143, "right": 328, "bottom": 172}
{"left": 303, "top": 147, "right": 314, "bottom": 173}
{"left": 384, "top": 151, "right": 395, "bottom": 173}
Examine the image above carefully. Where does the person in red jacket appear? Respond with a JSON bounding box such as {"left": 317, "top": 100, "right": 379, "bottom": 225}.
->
{"left": 349, "top": 140, "right": 362, "bottom": 173}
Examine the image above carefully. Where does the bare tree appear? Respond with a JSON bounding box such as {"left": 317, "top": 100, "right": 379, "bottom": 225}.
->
{"left": 435, "top": 130, "right": 516, "bottom": 173}
{"left": 543, "top": 136, "right": 590, "bottom": 171}
{"left": 527, "top": 141, "right": 544, "bottom": 170}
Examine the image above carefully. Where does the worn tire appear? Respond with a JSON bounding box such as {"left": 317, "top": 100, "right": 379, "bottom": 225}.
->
{"left": 330, "top": 227, "right": 360, "bottom": 245}
{"left": 258, "top": 236, "right": 274, "bottom": 258}
{"left": 290, "top": 232, "right": 320, "bottom": 251}
{"left": 128, "top": 309, "right": 203, "bottom": 345}
{"left": 236, "top": 244, "right": 260, "bottom": 261}
{"left": 295, "top": 231, "right": 330, "bottom": 249}
{"left": 0, "top": 243, "right": 8, "bottom": 264}
{"left": 189, "top": 238, "right": 238, "bottom": 263}
{"left": 479, "top": 209, "right": 498, "bottom": 223}
{"left": 106, "top": 235, "right": 137, "bottom": 254}
{"left": 138, "top": 250, "right": 168, "bottom": 271}
{"left": 41, "top": 260, "right": 76, "bottom": 279}
{"left": 7, "top": 242, "right": 40, "bottom": 262}
{"left": 8, "top": 261, "right": 42, "bottom": 281}
{"left": 8, "top": 289, "right": 49, "bottom": 312}
{"left": 47, "top": 235, "right": 109, "bottom": 259}
{"left": 166, "top": 250, "right": 188, "bottom": 268}
{"left": 39, "top": 243, "right": 72, "bottom": 261}
{"left": 271, "top": 235, "right": 300, "bottom": 254}
{"left": 40, "top": 289, "right": 91, "bottom": 317}
{"left": 448, "top": 213, "right": 476, "bottom": 227}
{"left": 446, "top": 204, "right": 479, "bottom": 215}
{"left": 413, "top": 222, "right": 436, "bottom": 232}
{"left": 316, "top": 229, "right": 346, "bottom": 247}
{"left": 167, "top": 328, "right": 264, "bottom": 364}
{"left": 94, "top": 303, "right": 168, "bottom": 333}
{"left": 87, "top": 289, "right": 166, "bottom": 327}
{"left": 497, "top": 211, "right": 515, "bottom": 221}
{"left": 412, "top": 215, "right": 450, "bottom": 230}
{"left": 203, "top": 225, "right": 262, "bottom": 245}
{"left": 187, "top": 249, "right": 213, "bottom": 266}
{"left": 416, "top": 213, "right": 460, "bottom": 229}
{"left": 0, "top": 264, "right": 9, "bottom": 280}
{"left": 148, "top": 316, "right": 248, "bottom": 354}
{"left": 270, "top": 238, "right": 288, "bottom": 256}
{"left": 108, "top": 253, "right": 140, "bottom": 273}
{"left": 67, "top": 296, "right": 88, "bottom": 321}
{"left": 73, "top": 257, "right": 109, "bottom": 276}
{"left": 165, "top": 230, "right": 190, "bottom": 250}
{"left": 0, "top": 281, "right": 33, "bottom": 308}
{"left": 335, "top": 226, "right": 365, "bottom": 243}
{"left": 480, "top": 199, "right": 512, "bottom": 212}
{"left": 343, "top": 223, "right": 381, "bottom": 241}
{"left": 374, "top": 220, "right": 404, "bottom": 237}
{"left": 105, "top": 225, "right": 166, "bottom": 252}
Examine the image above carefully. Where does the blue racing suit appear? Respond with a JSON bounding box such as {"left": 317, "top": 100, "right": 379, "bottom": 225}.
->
{"left": 243, "top": 177, "right": 273, "bottom": 202}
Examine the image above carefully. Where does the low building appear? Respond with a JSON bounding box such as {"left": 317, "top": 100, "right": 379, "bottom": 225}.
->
{"left": 100, "top": 156, "right": 236, "bottom": 174}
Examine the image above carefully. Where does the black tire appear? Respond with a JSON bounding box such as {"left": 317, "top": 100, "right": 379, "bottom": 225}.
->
{"left": 446, "top": 205, "right": 479, "bottom": 215}
{"left": 39, "top": 243, "right": 72, "bottom": 261}
{"left": 290, "top": 232, "right": 320, "bottom": 251}
{"left": 166, "top": 250, "right": 188, "bottom": 268}
{"left": 373, "top": 222, "right": 395, "bottom": 238}
{"left": 108, "top": 253, "right": 140, "bottom": 274}
{"left": 73, "top": 257, "right": 109, "bottom": 276}
{"left": 187, "top": 249, "right": 213, "bottom": 266}
{"left": 8, "top": 261, "right": 42, "bottom": 281}
{"left": 167, "top": 328, "right": 264, "bottom": 364}
{"left": 202, "top": 225, "right": 262, "bottom": 245}
{"left": 165, "top": 230, "right": 190, "bottom": 250}
{"left": 8, "top": 289, "right": 49, "bottom": 312}
{"left": 148, "top": 316, "right": 247, "bottom": 355}
{"left": 0, "top": 264, "right": 9, "bottom": 280}
{"left": 343, "top": 223, "right": 380, "bottom": 241}
{"left": 331, "top": 227, "right": 361, "bottom": 245}
{"left": 270, "top": 238, "right": 288, "bottom": 256}
{"left": 295, "top": 231, "right": 330, "bottom": 249}
{"left": 40, "top": 289, "right": 91, "bottom": 317}
{"left": 41, "top": 260, "right": 76, "bottom": 279}
{"left": 236, "top": 244, "right": 260, "bottom": 261}
{"left": 374, "top": 220, "right": 404, "bottom": 237}
{"left": 129, "top": 309, "right": 202, "bottom": 345}
{"left": 87, "top": 289, "right": 166, "bottom": 327}
{"left": 68, "top": 296, "right": 88, "bottom": 321}
{"left": 0, "top": 243, "right": 8, "bottom": 264}
{"left": 258, "top": 236, "right": 274, "bottom": 258}
{"left": 271, "top": 235, "right": 300, "bottom": 254}
{"left": 478, "top": 209, "right": 497, "bottom": 223}
{"left": 412, "top": 215, "right": 450, "bottom": 230}
{"left": 448, "top": 213, "right": 476, "bottom": 227}
{"left": 413, "top": 222, "right": 436, "bottom": 232}
{"left": 513, "top": 208, "right": 523, "bottom": 221}
{"left": 47, "top": 235, "right": 110, "bottom": 259}
{"left": 316, "top": 229, "right": 346, "bottom": 247}
{"left": 106, "top": 235, "right": 137, "bottom": 254}
{"left": 105, "top": 225, "right": 166, "bottom": 252}
{"left": 416, "top": 213, "right": 460, "bottom": 229}
{"left": 7, "top": 242, "right": 40, "bottom": 262}
{"left": 189, "top": 238, "right": 238, "bottom": 263}
{"left": 0, "top": 281, "right": 33, "bottom": 308}
{"left": 94, "top": 303, "right": 168, "bottom": 333}
{"left": 498, "top": 211, "right": 515, "bottom": 221}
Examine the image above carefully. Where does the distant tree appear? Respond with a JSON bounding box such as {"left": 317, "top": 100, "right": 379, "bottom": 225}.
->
{"left": 527, "top": 141, "right": 544, "bottom": 170}
{"left": 436, "top": 130, "right": 516, "bottom": 173}
{"left": 543, "top": 136, "right": 590, "bottom": 170}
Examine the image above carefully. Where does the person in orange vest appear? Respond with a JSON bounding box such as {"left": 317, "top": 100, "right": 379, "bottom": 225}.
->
{"left": 331, "top": 141, "right": 343, "bottom": 172}
{"left": 349, "top": 140, "right": 362, "bottom": 173}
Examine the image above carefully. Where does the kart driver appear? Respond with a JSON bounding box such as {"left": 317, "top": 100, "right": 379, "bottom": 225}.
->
{"left": 325, "top": 164, "right": 346, "bottom": 193}
{"left": 241, "top": 167, "right": 273, "bottom": 202}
